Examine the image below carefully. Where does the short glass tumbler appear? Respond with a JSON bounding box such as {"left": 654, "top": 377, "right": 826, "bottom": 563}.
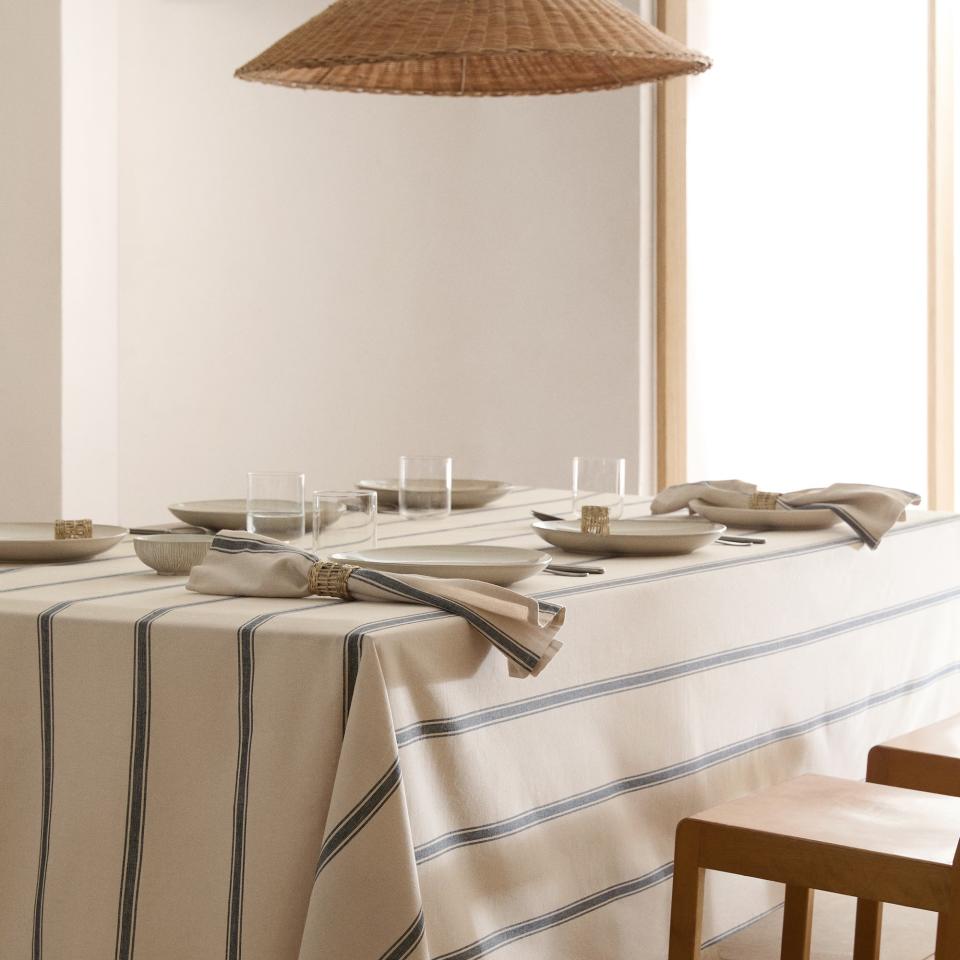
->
{"left": 572, "top": 456, "right": 626, "bottom": 519}
{"left": 246, "top": 471, "right": 305, "bottom": 542}
{"left": 399, "top": 456, "right": 453, "bottom": 519}
{"left": 313, "top": 491, "right": 378, "bottom": 556}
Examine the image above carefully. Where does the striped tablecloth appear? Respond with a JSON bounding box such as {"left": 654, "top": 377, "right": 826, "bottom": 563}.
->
{"left": 2, "top": 488, "right": 959, "bottom": 960}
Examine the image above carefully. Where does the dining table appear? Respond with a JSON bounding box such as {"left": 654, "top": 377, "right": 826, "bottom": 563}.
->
{"left": 2, "top": 487, "right": 959, "bottom": 960}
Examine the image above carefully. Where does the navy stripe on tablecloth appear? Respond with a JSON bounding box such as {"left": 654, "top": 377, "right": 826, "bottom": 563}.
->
{"left": 339, "top": 598, "right": 564, "bottom": 735}
{"left": 225, "top": 603, "right": 336, "bottom": 960}
{"left": 380, "top": 909, "right": 425, "bottom": 960}
{"left": 396, "top": 584, "right": 960, "bottom": 746}
{"left": 354, "top": 515, "right": 960, "bottom": 708}
{"left": 424, "top": 661, "right": 960, "bottom": 960}
{"left": 432, "top": 862, "right": 674, "bottom": 960}
{"left": 315, "top": 760, "right": 402, "bottom": 878}
{"left": 115, "top": 597, "right": 232, "bottom": 960}
{"left": 30, "top": 582, "right": 191, "bottom": 960}
{"left": 413, "top": 659, "right": 960, "bottom": 864}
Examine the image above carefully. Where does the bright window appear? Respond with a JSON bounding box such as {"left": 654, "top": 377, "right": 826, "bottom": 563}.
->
{"left": 686, "top": 1, "right": 928, "bottom": 498}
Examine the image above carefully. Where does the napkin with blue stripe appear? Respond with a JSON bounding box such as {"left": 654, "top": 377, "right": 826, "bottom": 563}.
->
{"left": 651, "top": 480, "right": 920, "bottom": 549}
{"left": 187, "top": 531, "right": 564, "bottom": 677}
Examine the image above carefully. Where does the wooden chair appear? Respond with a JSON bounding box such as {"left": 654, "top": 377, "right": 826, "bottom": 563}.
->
{"left": 668, "top": 774, "right": 960, "bottom": 960}
{"left": 854, "top": 714, "right": 960, "bottom": 958}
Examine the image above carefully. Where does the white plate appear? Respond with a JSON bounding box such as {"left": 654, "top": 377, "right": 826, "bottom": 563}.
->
{"left": 356, "top": 479, "right": 512, "bottom": 510}
{"left": 533, "top": 517, "right": 725, "bottom": 556}
{"left": 0, "top": 523, "right": 128, "bottom": 562}
{"left": 689, "top": 499, "right": 840, "bottom": 531}
{"left": 330, "top": 545, "right": 550, "bottom": 586}
{"left": 168, "top": 499, "right": 334, "bottom": 532}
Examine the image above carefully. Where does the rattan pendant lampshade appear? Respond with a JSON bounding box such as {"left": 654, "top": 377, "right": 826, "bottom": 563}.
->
{"left": 235, "top": 0, "right": 710, "bottom": 96}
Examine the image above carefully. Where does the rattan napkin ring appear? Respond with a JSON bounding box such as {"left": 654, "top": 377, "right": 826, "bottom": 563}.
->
{"left": 749, "top": 492, "right": 781, "bottom": 511}
{"left": 308, "top": 560, "right": 357, "bottom": 599}
{"left": 581, "top": 506, "right": 610, "bottom": 536}
{"left": 55, "top": 519, "right": 93, "bottom": 540}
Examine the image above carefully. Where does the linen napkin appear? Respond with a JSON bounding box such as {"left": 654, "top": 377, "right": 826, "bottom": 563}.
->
{"left": 186, "top": 531, "right": 564, "bottom": 678}
{"left": 651, "top": 480, "right": 920, "bottom": 549}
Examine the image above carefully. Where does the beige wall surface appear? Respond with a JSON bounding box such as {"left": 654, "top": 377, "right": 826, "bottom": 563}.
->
{"left": 116, "top": 1, "right": 645, "bottom": 522}
{"left": 0, "top": 0, "right": 61, "bottom": 517}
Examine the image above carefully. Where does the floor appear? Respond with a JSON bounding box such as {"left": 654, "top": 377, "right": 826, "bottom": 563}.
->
{"left": 702, "top": 892, "right": 936, "bottom": 960}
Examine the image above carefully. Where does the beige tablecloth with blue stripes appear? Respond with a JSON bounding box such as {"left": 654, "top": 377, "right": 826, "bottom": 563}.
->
{"left": 2, "top": 488, "right": 959, "bottom": 960}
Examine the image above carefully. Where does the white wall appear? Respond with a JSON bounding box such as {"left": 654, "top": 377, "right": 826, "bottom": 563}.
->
{"left": 0, "top": 0, "right": 61, "bottom": 517}
{"left": 62, "top": 0, "right": 119, "bottom": 521}
{"left": 114, "top": 0, "right": 651, "bottom": 522}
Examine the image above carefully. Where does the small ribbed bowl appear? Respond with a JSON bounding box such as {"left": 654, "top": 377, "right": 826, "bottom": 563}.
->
{"left": 134, "top": 534, "right": 213, "bottom": 575}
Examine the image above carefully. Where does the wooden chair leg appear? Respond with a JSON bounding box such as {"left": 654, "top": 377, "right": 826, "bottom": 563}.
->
{"left": 852, "top": 900, "right": 883, "bottom": 960}
{"left": 668, "top": 820, "right": 704, "bottom": 960}
{"left": 780, "top": 885, "right": 814, "bottom": 960}
{"left": 936, "top": 908, "right": 960, "bottom": 958}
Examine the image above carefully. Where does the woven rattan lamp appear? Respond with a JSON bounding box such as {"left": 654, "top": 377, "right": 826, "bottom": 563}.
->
{"left": 235, "top": 0, "right": 710, "bottom": 96}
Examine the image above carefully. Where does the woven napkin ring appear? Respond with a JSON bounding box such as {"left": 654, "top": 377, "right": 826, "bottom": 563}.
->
{"left": 581, "top": 505, "right": 610, "bottom": 536}
{"left": 308, "top": 561, "right": 358, "bottom": 599}
{"left": 749, "top": 491, "right": 781, "bottom": 510}
{"left": 55, "top": 519, "right": 93, "bottom": 540}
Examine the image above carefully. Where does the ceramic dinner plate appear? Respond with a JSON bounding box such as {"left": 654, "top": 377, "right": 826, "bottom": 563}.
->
{"left": 0, "top": 523, "right": 128, "bottom": 562}
{"left": 356, "top": 479, "right": 512, "bottom": 510}
{"left": 532, "top": 517, "right": 725, "bottom": 556}
{"left": 330, "top": 545, "right": 550, "bottom": 586}
{"left": 689, "top": 499, "right": 840, "bottom": 530}
{"left": 168, "top": 499, "right": 335, "bottom": 532}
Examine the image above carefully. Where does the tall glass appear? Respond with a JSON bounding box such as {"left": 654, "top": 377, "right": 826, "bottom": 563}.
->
{"left": 399, "top": 456, "right": 453, "bottom": 519}
{"left": 246, "top": 471, "right": 305, "bottom": 542}
{"left": 572, "top": 456, "right": 626, "bottom": 519}
{"left": 313, "top": 491, "right": 378, "bottom": 556}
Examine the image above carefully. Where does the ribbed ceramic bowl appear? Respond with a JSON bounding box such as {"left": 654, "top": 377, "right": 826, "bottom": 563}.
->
{"left": 134, "top": 534, "right": 213, "bottom": 575}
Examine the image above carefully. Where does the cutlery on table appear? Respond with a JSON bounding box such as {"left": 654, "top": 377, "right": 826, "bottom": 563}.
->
{"left": 546, "top": 562, "right": 605, "bottom": 575}
{"left": 531, "top": 510, "right": 766, "bottom": 545}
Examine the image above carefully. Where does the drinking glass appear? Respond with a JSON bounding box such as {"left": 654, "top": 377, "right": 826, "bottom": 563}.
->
{"left": 246, "top": 471, "right": 305, "bottom": 542}
{"left": 313, "top": 491, "right": 378, "bottom": 556}
{"left": 399, "top": 456, "right": 453, "bottom": 519}
{"left": 572, "top": 456, "right": 626, "bottom": 518}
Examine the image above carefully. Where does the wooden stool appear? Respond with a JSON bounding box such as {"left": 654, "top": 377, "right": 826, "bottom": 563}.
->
{"left": 668, "top": 774, "right": 960, "bottom": 960}
{"left": 854, "top": 715, "right": 960, "bottom": 958}
{"left": 867, "top": 714, "right": 960, "bottom": 797}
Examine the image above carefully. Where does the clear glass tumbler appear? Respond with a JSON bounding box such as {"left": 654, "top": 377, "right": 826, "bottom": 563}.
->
{"left": 572, "top": 456, "right": 626, "bottom": 519}
{"left": 399, "top": 456, "right": 453, "bottom": 519}
{"left": 246, "top": 471, "right": 305, "bottom": 542}
{"left": 313, "top": 491, "right": 378, "bottom": 556}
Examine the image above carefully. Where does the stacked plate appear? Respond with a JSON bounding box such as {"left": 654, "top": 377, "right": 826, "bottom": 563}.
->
{"left": 356, "top": 480, "right": 511, "bottom": 510}
{"left": 0, "top": 523, "right": 128, "bottom": 562}
{"left": 533, "top": 517, "right": 725, "bottom": 556}
{"left": 167, "top": 499, "right": 337, "bottom": 531}
{"left": 689, "top": 499, "right": 840, "bottom": 530}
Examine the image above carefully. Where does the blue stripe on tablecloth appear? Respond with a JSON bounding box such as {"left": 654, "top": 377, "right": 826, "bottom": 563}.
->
{"left": 115, "top": 597, "right": 232, "bottom": 960}
{"left": 224, "top": 602, "right": 338, "bottom": 960}
{"left": 375, "top": 494, "right": 647, "bottom": 542}
{"left": 424, "top": 660, "right": 958, "bottom": 960}
{"left": 413, "top": 660, "right": 960, "bottom": 864}
{"left": 314, "top": 760, "right": 403, "bottom": 878}
{"left": 0, "top": 551, "right": 139, "bottom": 575}
{"left": 430, "top": 862, "right": 674, "bottom": 960}
{"left": 30, "top": 582, "right": 203, "bottom": 960}
{"left": 397, "top": 585, "right": 960, "bottom": 746}
{"left": 1, "top": 570, "right": 184, "bottom": 594}
{"left": 380, "top": 910, "right": 425, "bottom": 960}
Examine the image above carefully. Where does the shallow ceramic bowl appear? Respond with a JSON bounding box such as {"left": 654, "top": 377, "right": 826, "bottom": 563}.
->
{"left": 134, "top": 534, "right": 213, "bottom": 575}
